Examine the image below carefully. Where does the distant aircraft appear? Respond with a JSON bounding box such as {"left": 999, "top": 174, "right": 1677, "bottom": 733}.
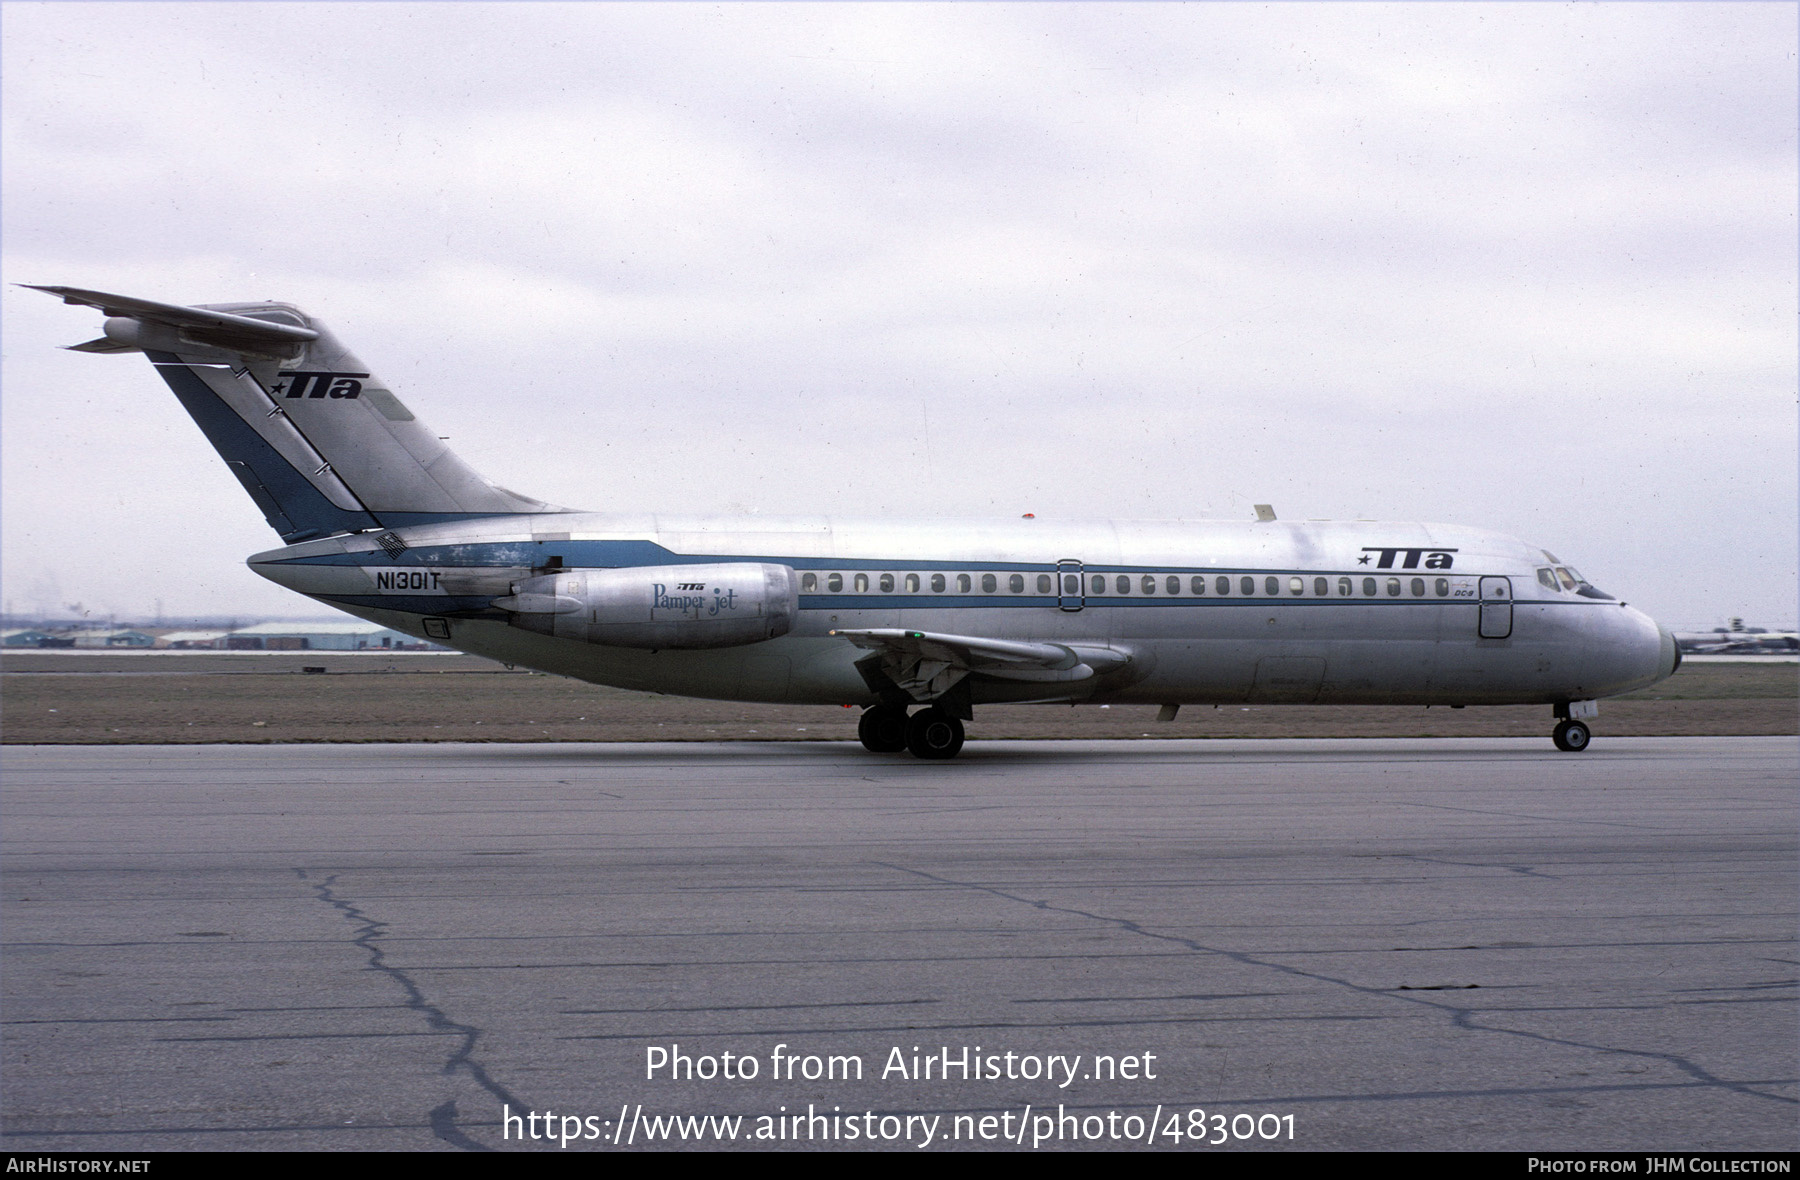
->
{"left": 31, "top": 285, "right": 1680, "bottom": 757}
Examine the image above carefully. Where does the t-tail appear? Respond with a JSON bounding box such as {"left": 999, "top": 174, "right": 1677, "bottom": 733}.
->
{"left": 28, "top": 285, "right": 561, "bottom": 542}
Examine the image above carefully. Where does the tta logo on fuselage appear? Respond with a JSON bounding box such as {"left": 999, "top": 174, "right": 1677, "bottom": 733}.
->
{"left": 1360, "top": 547, "right": 1457, "bottom": 569}
{"left": 273, "top": 370, "right": 369, "bottom": 399}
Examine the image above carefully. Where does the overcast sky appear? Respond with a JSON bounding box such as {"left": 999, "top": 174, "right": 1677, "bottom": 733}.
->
{"left": 3, "top": 1, "right": 1794, "bottom": 628}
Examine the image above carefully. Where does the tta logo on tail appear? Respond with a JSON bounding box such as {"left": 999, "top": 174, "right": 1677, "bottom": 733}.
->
{"left": 274, "top": 370, "right": 369, "bottom": 399}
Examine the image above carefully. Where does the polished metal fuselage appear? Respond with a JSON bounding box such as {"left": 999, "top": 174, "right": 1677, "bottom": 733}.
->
{"left": 249, "top": 511, "right": 1677, "bottom": 709}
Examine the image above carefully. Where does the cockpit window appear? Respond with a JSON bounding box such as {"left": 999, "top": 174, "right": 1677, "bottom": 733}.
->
{"left": 1555, "top": 567, "right": 1577, "bottom": 590}
{"left": 1537, "top": 568, "right": 1558, "bottom": 591}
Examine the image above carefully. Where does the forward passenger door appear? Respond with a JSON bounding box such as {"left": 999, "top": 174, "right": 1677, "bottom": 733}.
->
{"left": 1478, "top": 576, "right": 1513, "bottom": 639}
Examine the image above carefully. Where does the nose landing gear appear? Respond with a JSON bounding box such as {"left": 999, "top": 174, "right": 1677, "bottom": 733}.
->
{"left": 1552, "top": 700, "right": 1597, "bottom": 752}
{"left": 1552, "top": 718, "right": 1591, "bottom": 752}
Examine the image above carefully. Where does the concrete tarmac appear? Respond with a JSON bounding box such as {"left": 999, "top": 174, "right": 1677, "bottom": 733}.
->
{"left": 2, "top": 738, "right": 1794, "bottom": 1152}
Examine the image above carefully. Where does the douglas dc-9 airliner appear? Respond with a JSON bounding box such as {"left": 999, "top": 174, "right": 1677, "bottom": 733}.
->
{"left": 32, "top": 285, "right": 1679, "bottom": 758}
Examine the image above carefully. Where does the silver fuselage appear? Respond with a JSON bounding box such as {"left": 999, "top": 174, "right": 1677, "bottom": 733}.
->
{"left": 250, "top": 512, "right": 1677, "bottom": 708}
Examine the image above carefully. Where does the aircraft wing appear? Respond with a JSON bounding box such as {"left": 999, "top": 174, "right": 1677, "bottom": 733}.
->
{"left": 831, "top": 627, "right": 1130, "bottom": 702}
{"left": 22, "top": 284, "right": 319, "bottom": 352}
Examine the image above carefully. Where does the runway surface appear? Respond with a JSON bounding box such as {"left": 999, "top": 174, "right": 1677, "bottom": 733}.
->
{"left": 2, "top": 737, "right": 1794, "bottom": 1152}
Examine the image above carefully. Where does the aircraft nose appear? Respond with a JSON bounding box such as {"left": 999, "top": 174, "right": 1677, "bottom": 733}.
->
{"left": 1656, "top": 622, "right": 1682, "bottom": 682}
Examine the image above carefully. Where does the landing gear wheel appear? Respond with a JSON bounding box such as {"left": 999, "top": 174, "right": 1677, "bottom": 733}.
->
{"left": 857, "top": 706, "right": 909, "bottom": 753}
{"left": 905, "top": 707, "right": 965, "bottom": 760}
{"left": 1552, "top": 719, "right": 1591, "bottom": 752}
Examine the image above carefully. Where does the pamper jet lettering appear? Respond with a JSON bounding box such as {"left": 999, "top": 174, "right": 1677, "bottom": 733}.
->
{"left": 653, "top": 583, "right": 740, "bottom": 618}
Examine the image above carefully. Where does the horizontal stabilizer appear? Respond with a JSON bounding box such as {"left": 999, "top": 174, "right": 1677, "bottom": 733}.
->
{"left": 64, "top": 336, "right": 138, "bottom": 354}
{"left": 22, "top": 284, "right": 319, "bottom": 353}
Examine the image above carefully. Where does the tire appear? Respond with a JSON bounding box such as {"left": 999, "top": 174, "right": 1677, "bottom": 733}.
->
{"left": 1552, "top": 719, "right": 1591, "bottom": 752}
{"left": 905, "top": 708, "right": 965, "bottom": 760}
{"left": 857, "top": 706, "right": 909, "bottom": 753}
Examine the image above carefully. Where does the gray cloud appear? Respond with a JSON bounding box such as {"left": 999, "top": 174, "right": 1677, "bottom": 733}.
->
{"left": 4, "top": 2, "right": 1794, "bottom": 626}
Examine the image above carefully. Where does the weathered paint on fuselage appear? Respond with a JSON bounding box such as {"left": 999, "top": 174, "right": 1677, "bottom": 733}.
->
{"left": 248, "top": 512, "right": 1676, "bottom": 709}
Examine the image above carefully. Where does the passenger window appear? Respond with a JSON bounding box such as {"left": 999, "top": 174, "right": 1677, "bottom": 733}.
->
{"left": 931, "top": 573, "right": 945, "bottom": 593}
{"left": 1314, "top": 577, "right": 1328, "bottom": 596}
{"left": 1063, "top": 574, "right": 1079, "bottom": 594}
{"left": 1289, "top": 576, "right": 1304, "bottom": 595}
{"left": 981, "top": 573, "right": 997, "bottom": 593}
{"left": 1410, "top": 577, "right": 1425, "bottom": 596}
{"left": 1037, "top": 574, "right": 1053, "bottom": 593}
{"left": 879, "top": 573, "right": 894, "bottom": 593}
{"left": 1435, "top": 578, "right": 1449, "bottom": 597}
{"left": 1537, "top": 567, "right": 1558, "bottom": 591}
{"left": 1386, "top": 577, "right": 1401, "bottom": 596}
{"left": 905, "top": 573, "right": 920, "bottom": 593}
{"left": 1116, "top": 575, "right": 1131, "bottom": 595}
{"left": 1191, "top": 576, "right": 1206, "bottom": 595}
{"left": 854, "top": 573, "right": 869, "bottom": 592}
{"left": 1142, "top": 575, "right": 1156, "bottom": 595}
{"left": 1167, "top": 575, "right": 1180, "bottom": 595}
{"left": 827, "top": 573, "right": 843, "bottom": 592}
{"left": 1092, "top": 575, "right": 1106, "bottom": 594}
{"left": 1338, "top": 577, "right": 1351, "bottom": 596}
{"left": 1240, "top": 576, "right": 1255, "bottom": 596}
{"left": 1009, "top": 574, "right": 1025, "bottom": 593}
{"left": 801, "top": 573, "right": 818, "bottom": 592}
{"left": 1265, "top": 576, "right": 1279, "bottom": 596}
{"left": 1216, "top": 575, "right": 1231, "bottom": 596}
{"left": 1363, "top": 577, "right": 1376, "bottom": 596}
{"left": 957, "top": 574, "right": 972, "bottom": 593}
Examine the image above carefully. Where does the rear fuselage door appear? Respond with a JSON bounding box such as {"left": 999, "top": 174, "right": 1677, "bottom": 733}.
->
{"left": 1478, "top": 576, "right": 1513, "bottom": 638}
{"left": 1058, "top": 559, "right": 1085, "bottom": 612}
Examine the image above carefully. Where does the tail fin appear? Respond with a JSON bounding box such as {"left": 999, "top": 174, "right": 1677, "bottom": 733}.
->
{"left": 29, "top": 285, "right": 561, "bottom": 542}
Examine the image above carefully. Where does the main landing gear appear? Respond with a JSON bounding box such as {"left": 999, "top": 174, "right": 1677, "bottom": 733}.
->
{"left": 857, "top": 705, "right": 908, "bottom": 753}
{"left": 1552, "top": 719, "right": 1591, "bottom": 752}
{"left": 858, "top": 705, "right": 966, "bottom": 760}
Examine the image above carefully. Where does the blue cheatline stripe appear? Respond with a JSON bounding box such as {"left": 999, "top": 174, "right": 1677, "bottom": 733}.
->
{"left": 317, "top": 594, "right": 1589, "bottom": 619}
{"left": 266, "top": 538, "right": 1476, "bottom": 579}
{"left": 801, "top": 595, "right": 1475, "bottom": 610}
{"left": 313, "top": 595, "right": 503, "bottom": 614}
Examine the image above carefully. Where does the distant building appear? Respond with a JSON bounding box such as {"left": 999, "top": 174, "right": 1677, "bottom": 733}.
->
{"left": 223, "top": 621, "right": 422, "bottom": 651}
{"left": 156, "top": 630, "right": 230, "bottom": 650}
{"left": 2, "top": 629, "right": 55, "bottom": 647}
{"left": 67, "top": 629, "right": 155, "bottom": 648}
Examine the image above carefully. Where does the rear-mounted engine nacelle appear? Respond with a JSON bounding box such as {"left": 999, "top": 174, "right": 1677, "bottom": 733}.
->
{"left": 494, "top": 563, "right": 798, "bottom": 649}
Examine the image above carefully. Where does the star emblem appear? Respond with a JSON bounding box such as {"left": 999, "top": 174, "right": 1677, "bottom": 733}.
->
{"left": 1357, "top": 554, "right": 1370, "bottom": 564}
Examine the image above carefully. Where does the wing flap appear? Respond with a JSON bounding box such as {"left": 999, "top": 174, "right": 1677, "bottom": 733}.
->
{"left": 831, "top": 627, "right": 1132, "bottom": 701}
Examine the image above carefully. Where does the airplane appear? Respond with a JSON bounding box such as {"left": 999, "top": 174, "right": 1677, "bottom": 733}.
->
{"left": 28, "top": 284, "right": 1682, "bottom": 758}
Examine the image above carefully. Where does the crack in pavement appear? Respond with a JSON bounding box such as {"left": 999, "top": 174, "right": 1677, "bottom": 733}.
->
{"left": 297, "top": 869, "right": 527, "bottom": 1150}
{"left": 874, "top": 862, "right": 1796, "bottom": 1108}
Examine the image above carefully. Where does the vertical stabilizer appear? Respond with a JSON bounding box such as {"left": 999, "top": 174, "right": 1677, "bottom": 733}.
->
{"left": 30, "top": 286, "right": 560, "bottom": 541}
